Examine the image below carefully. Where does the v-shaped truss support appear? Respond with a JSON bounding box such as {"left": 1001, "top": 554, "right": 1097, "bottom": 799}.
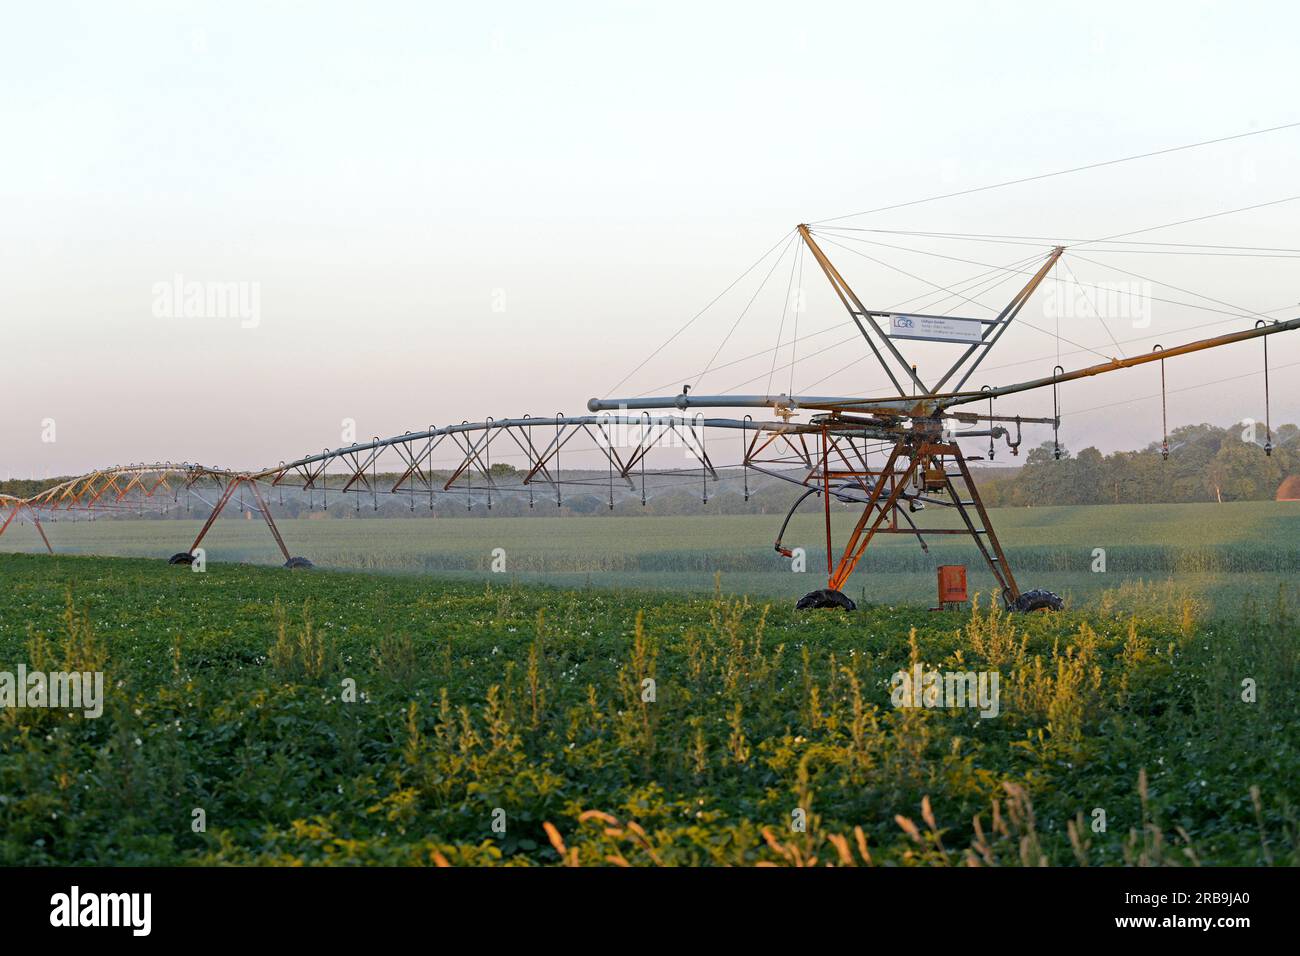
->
{"left": 187, "top": 476, "right": 292, "bottom": 563}
{"left": 797, "top": 225, "right": 1062, "bottom": 398}
{"left": 0, "top": 502, "right": 52, "bottom": 553}
{"left": 798, "top": 224, "right": 925, "bottom": 396}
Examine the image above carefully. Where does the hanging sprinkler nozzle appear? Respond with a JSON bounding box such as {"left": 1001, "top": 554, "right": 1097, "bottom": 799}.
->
{"left": 1153, "top": 345, "right": 1169, "bottom": 460}
{"left": 981, "top": 385, "right": 995, "bottom": 461}
{"left": 1051, "top": 366, "right": 1064, "bottom": 460}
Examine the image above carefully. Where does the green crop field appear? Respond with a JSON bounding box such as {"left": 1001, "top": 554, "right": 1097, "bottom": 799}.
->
{"left": 4, "top": 500, "right": 1299, "bottom": 612}
{"left": 0, "top": 552, "right": 1295, "bottom": 866}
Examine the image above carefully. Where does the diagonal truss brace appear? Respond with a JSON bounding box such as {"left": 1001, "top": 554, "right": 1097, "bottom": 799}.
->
{"left": 798, "top": 224, "right": 926, "bottom": 396}
{"left": 933, "top": 246, "right": 1064, "bottom": 394}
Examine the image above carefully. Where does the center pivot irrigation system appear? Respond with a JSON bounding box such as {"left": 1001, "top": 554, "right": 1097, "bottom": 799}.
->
{"left": 4, "top": 223, "right": 1295, "bottom": 611}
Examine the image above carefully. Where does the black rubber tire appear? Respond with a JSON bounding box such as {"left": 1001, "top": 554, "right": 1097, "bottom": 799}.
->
{"left": 795, "top": 588, "right": 857, "bottom": 611}
{"left": 167, "top": 552, "right": 195, "bottom": 565}
{"left": 283, "top": 557, "right": 314, "bottom": 569}
{"left": 1009, "top": 588, "right": 1064, "bottom": 613}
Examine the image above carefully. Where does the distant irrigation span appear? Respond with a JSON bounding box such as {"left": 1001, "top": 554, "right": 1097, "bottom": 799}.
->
{"left": 0, "top": 414, "right": 844, "bottom": 568}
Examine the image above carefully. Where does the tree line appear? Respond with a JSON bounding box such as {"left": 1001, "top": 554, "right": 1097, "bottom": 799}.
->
{"left": 978, "top": 421, "right": 1299, "bottom": 507}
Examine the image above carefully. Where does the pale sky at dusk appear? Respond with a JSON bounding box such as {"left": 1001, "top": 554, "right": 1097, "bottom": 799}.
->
{"left": 4, "top": 0, "right": 1299, "bottom": 477}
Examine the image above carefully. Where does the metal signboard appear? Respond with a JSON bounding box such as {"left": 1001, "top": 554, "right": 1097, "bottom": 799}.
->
{"left": 887, "top": 313, "right": 984, "bottom": 344}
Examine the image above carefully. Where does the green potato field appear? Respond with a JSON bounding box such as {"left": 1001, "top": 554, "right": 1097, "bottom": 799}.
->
{"left": 1, "top": 550, "right": 1295, "bottom": 866}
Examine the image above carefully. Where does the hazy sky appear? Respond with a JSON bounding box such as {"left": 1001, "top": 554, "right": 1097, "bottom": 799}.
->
{"left": 4, "top": 0, "right": 1299, "bottom": 477}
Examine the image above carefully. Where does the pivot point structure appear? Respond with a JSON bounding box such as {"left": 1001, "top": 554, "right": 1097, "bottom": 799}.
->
{"left": 588, "top": 226, "right": 1298, "bottom": 610}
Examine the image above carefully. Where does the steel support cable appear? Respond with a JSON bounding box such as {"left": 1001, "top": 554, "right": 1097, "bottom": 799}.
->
{"left": 643, "top": 321, "right": 851, "bottom": 397}
{"left": 693, "top": 233, "right": 800, "bottom": 392}
{"left": 1061, "top": 256, "right": 1126, "bottom": 358}
{"left": 809, "top": 229, "right": 1004, "bottom": 315}
{"left": 968, "top": 201, "right": 1300, "bottom": 433}
{"left": 814, "top": 228, "right": 1059, "bottom": 257}
{"left": 1069, "top": 195, "right": 1300, "bottom": 251}
{"left": 994, "top": 248, "right": 1300, "bottom": 260}
{"left": 1054, "top": 262, "right": 1061, "bottom": 369}
{"left": 797, "top": 352, "right": 871, "bottom": 396}
{"left": 816, "top": 234, "right": 1115, "bottom": 363}
{"left": 974, "top": 308, "right": 1298, "bottom": 379}
{"left": 639, "top": 250, "right": 1042, "bottom": 397}
{"left": 608, "top": 228, "right": 795, "bottom": 394}
{"left": 1035, "top": 358, "right": 1297, "bottom": 423}
{"left": 1065, "top": 251, "right": 1278, "bottom": 324}
{"left": 811, "top": 121, "right": 1300, "bottom": 224}
{"left": 820, "top": 230, "right": 1275, "bottom": 326}
{"left": 790, "top": 242, "right": 804, "bottom": 396}
{"left": 814, "top": 227, "right": 1300, "bottom": 257}
{"left": 893, "top": 251, "right": 1047, "bottom": 317}
{"left": 767, "top": 235, "right": 802, "bottom": 397}
{"left": 730, "top": 334, "right": 872, "bottom": 395}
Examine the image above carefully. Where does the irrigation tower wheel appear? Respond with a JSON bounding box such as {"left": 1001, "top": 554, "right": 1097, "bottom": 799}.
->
{"left": 1009, "top": 588, "right": 1064, "bottom": 612}
{"left": 795, "top": 588, "right": 857, "bottom": 611}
